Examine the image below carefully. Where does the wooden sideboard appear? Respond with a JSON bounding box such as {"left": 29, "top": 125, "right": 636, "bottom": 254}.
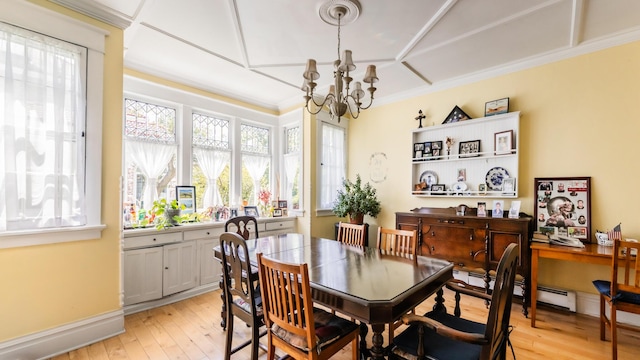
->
{"left": 396, "top": 206, "right": 533, "bottom": 316}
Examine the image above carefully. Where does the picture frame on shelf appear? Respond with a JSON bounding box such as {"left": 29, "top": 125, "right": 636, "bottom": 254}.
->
{"left": 431, "top": 141, "right": 443, "bottom": 159}
{"left": 458, "top": 140, "right": 480, "bottom": 158}
{"left": 502, "top": 177, "right": 516, "bottom": 195}
{"left": 431, "top": 184, "right": 446, "bottom": 195}
{"left": 278, "top": 200, "right": 288, "bottom": 209}
{"left": 492, "top": 200, "right": 505, "bottom": 218}
{"left": 244, "top": 205, "right": 259, "bottom": 217}
{"left": 509, "top": 200, "right": 521, "bottom": 219}
{"left": 534, "top": 177, "right": 591, "bottom": 242}
{"left": 494, "top": 130, "right": 514, "bottom": 155}
{"left": 423, "top": 142, "right": 432, "bottom": 160}
{"left": 176, "top": 185, "right": 196, "bottom": 214}
{"left": 485, "top": 97, "right": 509, "bottom": 117}
{"left": 478, "top": 183, "right": 487, "bottom": 195}
{"left": 272, "top": 208, "right": 283, "bottom": 217}
{"left": 442, "top": 105, "right": 471, "bottom": 124}
{"left": 477, "top": 202, "right": 487, "bottom": 217}
{"left": 413, "top": 142, "right": 424, "bottom": 159}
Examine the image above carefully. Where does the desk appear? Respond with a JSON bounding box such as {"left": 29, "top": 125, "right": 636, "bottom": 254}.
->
{"left": 530, "top": 242, "right": 614, "bottom": 327}
{"left": 215, "top": 233, "right": 453, "bottom": 359}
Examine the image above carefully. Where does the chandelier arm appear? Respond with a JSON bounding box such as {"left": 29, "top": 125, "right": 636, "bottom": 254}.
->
{"left": 305, "top": 93, "right": 336, "bottom": 114}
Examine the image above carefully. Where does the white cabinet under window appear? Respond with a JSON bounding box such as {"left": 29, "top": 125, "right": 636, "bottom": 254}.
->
{"left": 162, "top": 241, "right": 198, "bottom": 296}
{"left": 123, "top": 246, "right": 163, "bottom": 305}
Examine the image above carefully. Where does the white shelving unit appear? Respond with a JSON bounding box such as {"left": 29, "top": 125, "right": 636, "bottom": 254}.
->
{"left": 411, "top": 111, "right": 520, "bottom": 198}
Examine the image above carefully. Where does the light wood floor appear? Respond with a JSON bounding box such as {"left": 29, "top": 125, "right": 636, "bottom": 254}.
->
{"left": 48, "top": 288, "right": 640, "bottom": 360}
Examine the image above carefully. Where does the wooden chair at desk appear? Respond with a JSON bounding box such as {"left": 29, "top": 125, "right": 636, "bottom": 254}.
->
{"left": 376, "top": 227, "right": 418, "bottom": 344}
{"left": 391, "top": 243, "right": 519, "bottom": 360}
{"left": 337, "top": 222, "right": 366, "bottom": 247}
{"left": 592, "top": 236, "right": 640, "bottom": 360}
{"left": 257, "top": 253, "right": 360, "bottom": 360}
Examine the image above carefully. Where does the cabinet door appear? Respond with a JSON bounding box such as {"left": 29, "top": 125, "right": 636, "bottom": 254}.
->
{"left": 487, "top": 229, "right": 524, "bottom": 269}
{"left": 198, "top": 238, "right": 221, "bottom": 286}
{"left": 123, "top": 247, "right": 163, "bottom": 305}
{"left": 163, "top": 241, "right": 199, "bottom": 296}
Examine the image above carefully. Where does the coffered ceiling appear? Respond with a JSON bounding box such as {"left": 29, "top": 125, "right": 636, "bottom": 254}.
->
{"left": 52, "top": 0, "right": 640, "bottom": 111}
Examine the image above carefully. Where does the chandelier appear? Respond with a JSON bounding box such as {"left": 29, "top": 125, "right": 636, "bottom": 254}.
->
{"left": 301, "top": 0, "right": 378, "bottom": 121}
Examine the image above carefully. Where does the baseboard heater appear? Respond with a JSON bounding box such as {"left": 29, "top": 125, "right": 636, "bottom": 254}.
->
{"left": 454, "top": 270, "right": 576, "bottom": 312}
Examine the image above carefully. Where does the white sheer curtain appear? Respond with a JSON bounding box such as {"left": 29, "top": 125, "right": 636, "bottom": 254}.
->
{"left": 194, "top": 148, "right": 229, "bottom": 208}
{"left": 1, "top": 23, "right": 86, "bottom": 231}
{"left": 283, "top": 154, "right": 299, "bottom": 207}
{"left": 125, "top": 141, "right": 176, "bottom": 209}
{"left": 243, "top": 155, "right": 269, "bottom": 204}
{"left": 320, "top": 123, "right": 346, "bottom": 209}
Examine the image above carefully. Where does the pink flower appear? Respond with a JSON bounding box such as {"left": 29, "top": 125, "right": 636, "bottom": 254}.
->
{"left": 258, "top": 189, "right": 271, "bottom": 205}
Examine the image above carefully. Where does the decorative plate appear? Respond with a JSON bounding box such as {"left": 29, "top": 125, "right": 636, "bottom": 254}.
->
{"left": 485, "top": 167, "right": 510, "bottom": 191}
{"left": 452, "top": 181, "right": 467, "bottom": 192}
{"left": 420, "top": 170, "right": 438, "bottom": 186}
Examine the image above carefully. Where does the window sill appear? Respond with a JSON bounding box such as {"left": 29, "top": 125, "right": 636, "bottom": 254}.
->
{"left": 0, "top": 225, "right": 107, "bottom": 249}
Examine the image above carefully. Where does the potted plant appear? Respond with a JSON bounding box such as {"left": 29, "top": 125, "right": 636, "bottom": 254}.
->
{"left": 332, "top": 174, "right": 381, "bottom": 224}
{"left": 150, "top": 198, "right": 186, "bottom": 230}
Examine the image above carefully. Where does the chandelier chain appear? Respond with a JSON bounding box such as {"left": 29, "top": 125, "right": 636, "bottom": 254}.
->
{"left": 337, "top": 13, "right": 342, "bottom": 60}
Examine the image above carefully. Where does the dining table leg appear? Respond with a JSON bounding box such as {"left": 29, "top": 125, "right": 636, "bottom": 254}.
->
{"left": 369, "top": 323, "right": 386, "bottom": 360}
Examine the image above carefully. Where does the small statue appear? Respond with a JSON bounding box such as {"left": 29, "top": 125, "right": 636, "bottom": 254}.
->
{"left": 415, "top": 110, "right": 426, "bottom": 128}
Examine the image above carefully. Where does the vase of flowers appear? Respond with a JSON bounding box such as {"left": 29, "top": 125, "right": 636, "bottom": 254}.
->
{"left": 258, "top": 188, "right": 272, "bottom": 217}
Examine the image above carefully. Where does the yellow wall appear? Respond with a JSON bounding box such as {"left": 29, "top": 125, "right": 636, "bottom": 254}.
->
{"left": 348, "top": 41, "right": 640, "bottom": 293}
{"left": 0, "top": 0, "right": 124, "bottom": 342}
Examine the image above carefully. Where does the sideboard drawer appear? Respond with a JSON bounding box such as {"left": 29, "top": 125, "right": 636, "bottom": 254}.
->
{"left": 264, "top": 219, "right": 295, "bottom": 231}
{"left": 183, "top": 227, "right": 225, "bottom": 241}
{"left": 124, "top": 232, "right": 182, "bottom": 249}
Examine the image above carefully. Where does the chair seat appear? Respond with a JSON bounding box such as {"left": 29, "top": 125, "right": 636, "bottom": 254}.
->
{"left": 233, "top": 296, "right": 263, "bottom": 317}
{"left": 271, "top": 307, "right": 359, "bottom": 352}
{"left": 592, "top": 280, "right": 640, "bottom": 304}
{"left": 391, "top": 311, "right": 485, "bottom": 360}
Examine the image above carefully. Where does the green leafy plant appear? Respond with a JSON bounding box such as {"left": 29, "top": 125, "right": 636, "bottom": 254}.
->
{"left": 332, "top": 174, "right": 381, "bottom": 224}
{"left": 150, "top": 198, "right": 186, "bottom": 230}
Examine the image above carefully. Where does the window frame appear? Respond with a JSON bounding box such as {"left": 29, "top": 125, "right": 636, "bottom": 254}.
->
{"left": 0, "top": 0, "right": 107, "bottom": 248}
{"left": 316, "top": 112, "right": 348, "bottom": 216}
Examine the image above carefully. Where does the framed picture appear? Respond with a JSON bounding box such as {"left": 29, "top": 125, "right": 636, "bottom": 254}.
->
{"left": 273, "top": 208, "right": 283, "bottom": 217}
{"left": 423, "top": 142, "right": 432, "bottom": 159}
{"left": 502, "top": 177, "right": 516, "bottom": 194}
{"left": 413, "top": 142, "right": 425, "bottom": 159}
{"left": 534, "top": 177, "right": 591, "bottom": 242}
{"left": 509, "top": 200, "right": 521, "bottom": 219}
{"left": 278, "top": 200, "right": 288, "bottom": 208}
{"left": 477, "top": 202, "right": 487, "bottom": 217}
{"left": 485, "top": 97, "right": 509, "bottom": 117}
{"left": 431, "top": 141, "right": 443, "bottom": 159}
{"left": 431, "top": 184, "right": 446, "bottom": 195}
{"left": 478, "top": 183, "right": 487, "bottom": 195}
{"left": 442, "top": 105, "right": 471, "bottom": 124}
{"left": 244, "top": 205, "right": 259, "bottom": 217}
{"left": 492, "top": 200, "right": 505, "bottom": 218}
{"left": 458, "top": 140, "right": 480, "bottom": 158}
{"left": 176, "top": 186, "right": 196, "bottom": 214}
{"left": 494, "top": 130, "right": 514, "bottom": 155}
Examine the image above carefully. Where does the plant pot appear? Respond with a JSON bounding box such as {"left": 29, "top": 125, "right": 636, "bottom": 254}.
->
{"left": 349, "top": 213, "right": 364, "bottom": 225}
{"left": 165, "top": 209, "right": 181, "bottom": 225}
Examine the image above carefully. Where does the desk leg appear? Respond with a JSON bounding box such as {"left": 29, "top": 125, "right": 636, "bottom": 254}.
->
{"left": 530, "top": 248, "right": 539, "bottom": 327}
{"left": 369, "top": 324, "right": 386, "bottom": 360}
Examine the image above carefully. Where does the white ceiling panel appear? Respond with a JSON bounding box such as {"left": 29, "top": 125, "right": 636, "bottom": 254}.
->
{"left": 56, "top": 0, "right": 640, "bottom": 112}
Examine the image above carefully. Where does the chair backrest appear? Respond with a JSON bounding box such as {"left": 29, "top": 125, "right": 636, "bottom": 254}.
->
{"left": 225, "top": 216, "right": 259, "bottom": 240}
{"left": 483, "top": 243, "right": 519, "bottom": 360}
{"left": 376, "top": 227, "right": 418, "bottom": 256}
{"left": 257, "top": 253, "right": 316, "bottom": 349}
{"left": 611, "top": 237, "right": 640, "bottom": 299}
{"left": 337, "top": 222, "right": 366, "bottom": 247}
{"left": 219, "top": 232, "right": 259, "bottom": 316}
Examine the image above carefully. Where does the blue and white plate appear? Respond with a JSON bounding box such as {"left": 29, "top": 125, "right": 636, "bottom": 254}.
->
{"left": 485, "top": 167, "right": 509, "bottom": 191}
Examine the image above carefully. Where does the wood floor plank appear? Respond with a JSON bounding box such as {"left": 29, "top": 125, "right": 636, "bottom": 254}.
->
{"left": 46, "top": 288, "right": 640, "bottom": 360}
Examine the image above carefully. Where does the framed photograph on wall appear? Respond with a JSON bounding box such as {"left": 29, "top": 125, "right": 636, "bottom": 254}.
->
{"left": 176, "top": 186, "right": 196, "bottom": 214}
{"left": 413, "top": 142, "right": 425, "bottom": 159}
{"left": 244, "top": 205, "right": 259, "bottom": 217}
{"left": 534, "top": 177, "right": 591, "bottom": 242}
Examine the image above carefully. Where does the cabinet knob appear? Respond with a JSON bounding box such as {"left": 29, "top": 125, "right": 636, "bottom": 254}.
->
{"left": 153, "top": 238, "right": 157, "bottom": 241}
{"left": 431, "top": 231, "right": 435, "bottom": 236}
{"left": 431, "top": 246, "right": 435, "bottom": 253}
{"left": 165, "top": 267, "right": 169, "bottom": 270}
{"left": 206, "top": 232, "right": 210, "bottom": 235}
{"left": 469, "top": 234, "right": 473, "bottom": 241}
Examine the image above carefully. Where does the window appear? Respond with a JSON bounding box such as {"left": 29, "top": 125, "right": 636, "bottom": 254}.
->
{"left": 318, "top": 119, "right": 346, "bottom": 211}
{"left": 241, "top": 124, "right": 271, "bottom": 205}
{"left": 283, "top": 125, "right": 301, "bottom": 209}
{"left": 192, "top": 112, "right": 230, "bottom": 208}
{"left": 123, "top": 98, "right": 178, "bottom": 211}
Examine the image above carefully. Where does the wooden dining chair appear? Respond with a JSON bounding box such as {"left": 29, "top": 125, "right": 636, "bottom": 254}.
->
{"left": 592, "top": 235, "right": 640, "bottom": 360}
{"left": 220, "top": 232, "right": 265, "bottom": 360}
{"left": 220, "top": 215, "right": 260, "bottom": 330}
{"left": 256, "top": 253, "right": 360, "bottom": 360}
{"left": 377, "top": 227, "right": 418, "bottom": 344}
{"left": 390, "top": 243, "right": 519, "bottom": 360}
{"left": 225, "top": 215, "right": 259, "bottom": 240}
{"left": 337, "top": 222, "right": 367, "bottom": 247}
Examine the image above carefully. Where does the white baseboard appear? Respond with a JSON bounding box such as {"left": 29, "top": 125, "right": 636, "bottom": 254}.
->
{"left": 123, "top": 283, "right": 217, "bottom": 315}
{"left": 576, "top": 291, "right": 640, "bottom": 326}
{"left": 0, "top": 310, "right": 124, "bottom": 360}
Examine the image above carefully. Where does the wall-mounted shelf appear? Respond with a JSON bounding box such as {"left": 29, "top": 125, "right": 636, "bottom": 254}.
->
{"left": 411, "top": 111, "right": 520, "bottom": 198}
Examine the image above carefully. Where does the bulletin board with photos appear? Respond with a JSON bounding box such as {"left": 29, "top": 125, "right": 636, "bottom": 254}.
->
{"left": 534, "top": 177, "right": 591, "bottom": 242}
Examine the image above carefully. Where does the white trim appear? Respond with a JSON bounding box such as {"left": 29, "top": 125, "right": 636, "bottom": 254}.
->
{"left": 576, "top": 291, "right": 640, "bottom": 326}
{"left": 0, "top": 0, "right": 110, "bottom": 53}
{"left": 0, "top": 225, "right": 106, "bottom": 249}
{"left": 49, "top": 0, "right": 132, "bottom": 30}
{"left": 124, "top": 284, "right": 217, "bottom": 315}
{"left": 0, "top": 310, "right": 124, "bottom": 360}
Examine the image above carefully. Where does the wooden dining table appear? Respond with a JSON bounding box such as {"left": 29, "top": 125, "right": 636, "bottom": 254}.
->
{"left": 215, "top": 233, "right": 454, "bottom": 359}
